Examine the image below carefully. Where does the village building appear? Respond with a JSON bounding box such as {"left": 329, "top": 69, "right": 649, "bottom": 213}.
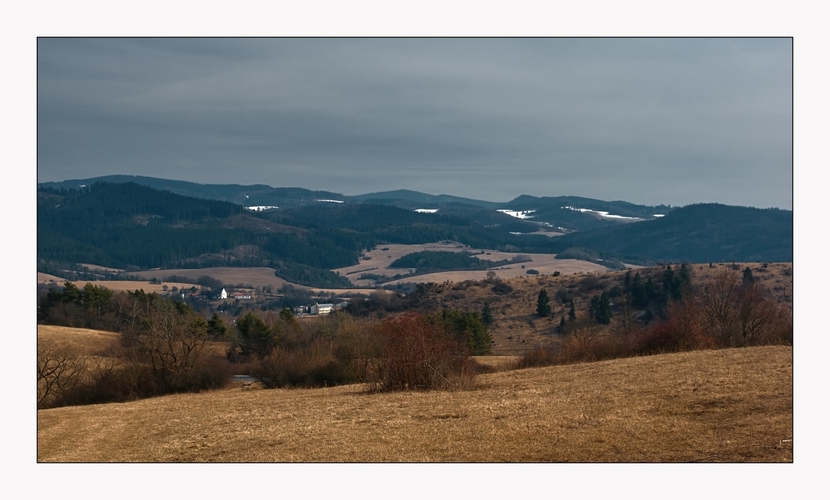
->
{"left": 311, "top": 303, "right": 334, "bottom": 315}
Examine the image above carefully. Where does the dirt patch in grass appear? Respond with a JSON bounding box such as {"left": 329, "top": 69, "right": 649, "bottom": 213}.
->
{"left": 38, "top": 345, "right": 792, "bottom": 462}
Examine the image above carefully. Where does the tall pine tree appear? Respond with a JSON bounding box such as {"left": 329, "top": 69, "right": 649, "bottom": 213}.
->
{"left": 536, "top": 289, "right": 552, "bottom": 317}
{"left": 481, "top": 302, "right": 494, "bottom": 326}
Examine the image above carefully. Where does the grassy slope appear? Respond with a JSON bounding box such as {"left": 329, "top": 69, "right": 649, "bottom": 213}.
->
{"left": 38, "top": 345, "right": 792, "bottom": 462}
{"left": 416, "top": 262, "right": 793, "bottom": 355}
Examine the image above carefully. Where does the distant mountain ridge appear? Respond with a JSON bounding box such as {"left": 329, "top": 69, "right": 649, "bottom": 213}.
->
{"left": 38, "top": 177, "right": 793, "bottom": 282}
{"left": 38, "top": 175, "right": 671, "bottom": 227}
{"left": 38, "top": 175, "right": 347, "bottom": 209}
{"left": 549, "top": 203, "right": 792, "bottom": 263}
{"left": 351, "top": 189, "right": 499, "bottom": 209}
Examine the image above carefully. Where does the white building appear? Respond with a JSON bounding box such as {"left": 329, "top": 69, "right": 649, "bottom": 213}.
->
{"left": 311, "top": 303, "right": 334, "bottom": 315}
{"left": 219, "top": 288, "right": 228, "bottom": 299}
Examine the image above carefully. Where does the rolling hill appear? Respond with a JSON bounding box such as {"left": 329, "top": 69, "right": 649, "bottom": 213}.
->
{"left": 38, "top": 178, "right": 793, "bottom": 287}
{"left": 37, "top": 338, "right": 793, "bottom": 462}
{"left": 547, "top": 203, "right": 793, "bottom": 263}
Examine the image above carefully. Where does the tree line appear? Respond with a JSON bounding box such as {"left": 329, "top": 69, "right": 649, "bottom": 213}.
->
{"left": 38, "top": 282, "right": 494, "bottom": 408}
{"left": 521, "top": 266, "right": 792, "bottom": 368}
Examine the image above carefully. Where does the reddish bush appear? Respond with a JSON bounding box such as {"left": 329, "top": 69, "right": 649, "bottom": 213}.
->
{"left": 371, "top": 313, "right": 475, "bottom": 391}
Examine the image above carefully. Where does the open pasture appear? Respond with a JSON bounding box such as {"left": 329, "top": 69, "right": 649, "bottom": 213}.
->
{"left": 37, "top": 325, "right": 120, "bottom": 354}
{"left": 334, "top": 242, "right": 611, "bottom": 287}
{"left": 38, "top": 345, "right": 792, "bottom": 462}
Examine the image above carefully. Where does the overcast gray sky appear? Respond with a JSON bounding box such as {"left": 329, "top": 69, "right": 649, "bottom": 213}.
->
{"left": 37, "top": 38, "right": 792, "bottom": 209}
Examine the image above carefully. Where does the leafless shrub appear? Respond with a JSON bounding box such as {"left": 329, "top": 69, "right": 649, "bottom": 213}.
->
{"left": 515, "top": 347, "right": 558, "bottom": 369}
{"left": 699, "top": 270, "right": 790, "bottom": 347}
{"left": 253, "top": 341, "right": 348, "bottom": 388}
{"left": 369, "top": 313, "right": 476, "bottom": 392}
{"left": 37, "top": 346, "right": 87, "bottom": 409}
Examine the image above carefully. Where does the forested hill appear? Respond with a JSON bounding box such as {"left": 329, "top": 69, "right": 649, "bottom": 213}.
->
{"left": 546, "top": 203, "right": 793, "bottom": 263}
{"left": 37, "top": 182, "right": 554, "bottom": 286}
{"left": 37, "top": 183, "right": 365, "bottom": 284}
{"left": 37, "top": 175, "right": 669, "bottom": 230}
{"left": 38, "top": 175, "right": 346, "bottom": 209}
{"left": 350, "top": 189, "right": 499, "bottom": 209}
{"left": 38, "top": 182, "right": 793, "bottom": 287}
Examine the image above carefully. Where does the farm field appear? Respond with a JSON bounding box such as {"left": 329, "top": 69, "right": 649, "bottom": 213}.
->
{"left": 105, "top": 267, "right": 372, "bottom": 296}
{"left": 333, "top": 242, "right": 612, "bottom": 287}
{"left": 37, "top": 345, "right": 792, "bottom": 462}
{"left": 133, "top": 267, "right": 290, "bottom": 289}
{"left": 39, "top": 272, "right": 195, "bottom": 294}
{"left": 41, "top": 241, "right": 619, "bottom": 296}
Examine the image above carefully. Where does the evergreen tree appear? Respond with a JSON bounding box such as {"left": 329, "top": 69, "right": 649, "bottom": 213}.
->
{"left": 678, "top": 263, "right": 692, "bottom": 288}
{"left": 598, "top": 291, "right": 611, "bottom": 324}
{"left": 279, "top": 306, "right": 295, "bottom": 322}
{"left": 61, "top": 282, "right": 81, "bottom": 304}
{"left": 481, "top": 302, "right": 493, "bottom": 326}
{"left": 631, "top": 272, "right": 649, "bottom": 308}
{"left": 207, "top": 312, "right": 228, "bottom": 338}
{"left": 235, "top": 312, "right": 278, "bottom": 358}
{"left": 645, "top": 276, "right": 656, "bottom": 302}
{"left": 434, "top": 309, "right": 492, "bottom": 355}
{"left": 588, "top": 292, "right": 612, "bottom": 324}
{"left": 536, "top": 289, "right": 552, "bottom": 317}
{"left": 743, "top": 267, "right": 754, "bottom": 285}
{"left": 568, "top": 299, "right": 576, "bottom": 321}
{"left": 663, "top": 265, "right": 675, "bottom": 296}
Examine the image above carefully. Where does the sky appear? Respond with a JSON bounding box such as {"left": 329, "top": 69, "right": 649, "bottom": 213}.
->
{"left": 37, "top": 37, "right": 792, "bottom": 209}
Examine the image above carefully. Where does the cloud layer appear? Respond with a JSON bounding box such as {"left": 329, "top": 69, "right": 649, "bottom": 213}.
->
{"left": 37, "top": 38, "right": 792, "bottom": 208}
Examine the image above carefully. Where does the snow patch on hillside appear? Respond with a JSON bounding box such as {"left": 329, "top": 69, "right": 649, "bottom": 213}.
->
{"left": 498, "top": 209, "right": 536, "bottom": 219}
{"left": 562, "top": 206, "right": 644, "bottom": 221}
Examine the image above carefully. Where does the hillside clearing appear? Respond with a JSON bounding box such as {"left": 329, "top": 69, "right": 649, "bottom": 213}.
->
{"left": 333, "top": 243, "right": 612, "bottom": 287}
{"left": 38, "top": 346, "right": 792, "bottom": 462}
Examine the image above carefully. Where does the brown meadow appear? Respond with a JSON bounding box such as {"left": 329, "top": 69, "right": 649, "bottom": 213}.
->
{"left": 38, "top": 345, "right": 792, "bottom": 462}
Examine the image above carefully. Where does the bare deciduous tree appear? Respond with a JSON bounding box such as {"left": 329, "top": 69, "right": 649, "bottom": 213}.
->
{"left": 37, "top": 346, "right": 87, "bottom": 409}
{"left": 700, "top": 269, "right": 791, "bottom": 347}
{"left": 121, "top": 294, "right": 209, "bottom": 391}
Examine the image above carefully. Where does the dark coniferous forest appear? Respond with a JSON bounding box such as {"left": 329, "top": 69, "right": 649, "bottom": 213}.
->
{"left": 38, "top": 179, "right": 793, "bottom": 288}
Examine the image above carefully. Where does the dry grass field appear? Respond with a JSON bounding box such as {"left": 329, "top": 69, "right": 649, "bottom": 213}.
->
{"left": 37, "top": 325, "right": 121, "bottom": 354}
{"left": 38, "top": 345, "right": 792, "bottom": 462}
{"left": 38, "top": 272, "right": 195, "bottom": 294}
{"left": 41, "top": 241, "right": 615, "bottom": 297}
{"left": 133, "top": 266, "right": 373, "bottom": 296}
{"left": 133, "top": 266, "right": 290, "bottom": 289}
{"left": 38, "top": 325, "right": 229, "bottom": 356}
{"left": 333, "top": 242, "right": 611, "bottom": 287}
{"left": 42, "top": 267, "right": 373, "bottom": 296}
